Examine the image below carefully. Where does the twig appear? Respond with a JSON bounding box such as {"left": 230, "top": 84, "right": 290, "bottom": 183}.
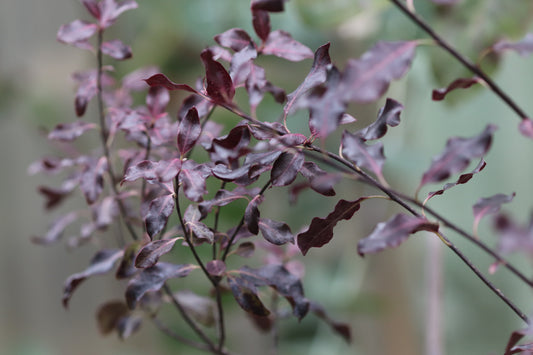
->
{"left": 152, "top": 317, "right": 211, "bottom": 351}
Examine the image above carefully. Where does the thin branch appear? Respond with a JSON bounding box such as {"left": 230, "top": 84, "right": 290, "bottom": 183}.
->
{"left": 215, "top": 286, "right": 226, "bottom": 352}
{"left": 389, "top": 0, "right": 529, "bottom": 121}
{"left": 152, "top": 317, "right": 211, "bottom": 351}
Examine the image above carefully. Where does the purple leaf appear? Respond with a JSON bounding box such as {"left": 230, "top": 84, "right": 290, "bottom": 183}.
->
{"left": 96, "top": 301, "right": 130, "bottom": 335}
{"left": 125, "top": 262, "right": 196, "bottom": 309}
{"left": 101, "top": 39, "right": 132, "bottom": 60}
{"left": 116, "top": 242, "right": 142, "bottom": 279}
{"left": 177, "top": 107, "right": 201, "bottom": 156}
{"left": 214, "top": 28, "right": 254, "bottom": 52}
{"left": 493, "top": 213, "right": 533, "bottom": 255}
{"left": 81, "top": 0, "right": 100, "bottom": 19}
{"left": 145, "top": 74, "right": 197, "bottom": 94}
{"left": 92, "top": 196, "right": 118, "bottom": 229}
{"left": 38, "top": 176, "right": 79, "bottom": 210}
{"left": 342, "top": 41, "right": 417, "bottom": 103}
{"left": 198, "top": 189, "right": 248, "bottom": 218}
{"left": 251, "top": 0, "right": 286, "bottom": 12}
{"left": 519, "top": 118, "right": 533, "bottom": 139}
{"left": 144, "top": 194, "right": 175, "bottom": 239}
{"left": 252, "top": 9, "right": 271, "bottom": 42}
{"left": 357, "top": 98, "right": 402, "bottom": 140}
{"left": 57, "top": 19, "right": 98, "bottom": 50}
{"left": 146, "top": 86, "right": 169, "bottom": 118}
{"left": 432, "top": 77, "right": 481, "bottom": 101}
{"left": 419, "top": 124, "right": 497, "bottom": 187}
{"left": 184, "top": 205, "right": 214, "bottom": 243}
{"left": 98, "top": 0, "right": 138, "bottom": 29}
{"left": 227, "top": 275, "right": 271, "bottom": 317}
{"left": 122, "top": 159, "right": 181, "bottom": 184}
{"left": 63, "top": 249, "right": 124, "bottom": 308}
{"left": 341, "top": 131, "right": 385, "bottom": 178}
{"left": 174, "top": 291, "right": 216, "bottom": 327}
{"left": 48, "top": 121, "right": 97, "bottom": 141}
{"left": 262, "top": 30, "right": 314, "bottom": 62}
{"left": 231, "top": 45, "right": 258, "bottom": 86}
{"left": 299, "top": 161, "right": 337, "bottom": 197}
{"left": 32, "top": 212, "right": 78, "bottom": 245}
{"left": 245, "top": 63, "right": 286, "bottom": 112}
{"left": 245, "top": 195, "right": 263, "bottom": 235}
{"left": 234, "top": 242, "right": 256, "bottom": 258}
{"left": 80, "top": 157, "right": 107, "bottom": 204}
{"left": 134, "top": 238, "right": 180, "bottom": 268}
{"left": 493, "top": 33, "right": 533, "bottom": 57}
{"left": 309, "top": 301, "right": 352, "bottom": 343}
{"left": 271, "top": 151, "right": 305, "bottom": 187}
{"left": 284, "top": 43, "right": 331, "bottom": 117}
{"left": 358, "top": 214, "right": 439, "bottom": 256}
{"left": 179, "top": 163, "right": 208, "bottom": 202}
{"left": 426, "top": 159, "right": 486, "bottom": 202}
{"left": 258, "top": 218, "right": 293, "bottom": 245}
{"left": 473, "top": 193, "right": 515, "bottom": 232}
{"left": 298, "top": 198, "right": 367, "bottom": 255}
{"left": 207, "top": 125, "right": 251, "bottom": 165}
{"left": 201, "top": 49, "right": 235, "bottom": 104}
{"left": 206, "top": 260, "right": 226, "bottom": 277}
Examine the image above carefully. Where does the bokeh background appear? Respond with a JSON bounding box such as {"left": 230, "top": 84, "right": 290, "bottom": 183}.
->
{"left": 2, "top": 0, "right": 533, "bottom": 354}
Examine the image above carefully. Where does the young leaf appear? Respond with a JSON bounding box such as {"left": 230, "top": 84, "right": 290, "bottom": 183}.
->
{"left": 81, "top": 0, "right": 100, "bottom": 19}
{"left": 258, "top": 218, "right": 294, "bottom": 245}
{"left": 57, "top": 19, "right": 98, "bottom": 50}
{"left": 101, "top": 39, "right": 132, "bottom": 60}
{"left": 145, "top": 74, "right": 197, "bottom": 94}
{"left": 342, "top": 41, "right": 417, "bottom": 103}
{"left": 271, "top": 151, "right": 305, "bottom": 187}
{"left": 432, "top": 77, "right": 481, "bottom": 101}
{"left": 284, "top": 43, "right": 331, "bottom": 118}
{"left": 357, "top": 98, "right": 403, "bottom": 140}
{"left": 214, "top": 28, "right": 254, "bottom": 52}
{"left": 492, "top": 33, "right": 533, "bottom": 57}
{"left": 63, "top": 249, "right": 124, "bottom": 308}
{"left": 200, "top": 49, "right": 235, "bottom": 104}
{"left": 357, "top": 214, "right": 439, "bottom": 256}
{"left": 245, "top": 195, "right": 263, "bottom": 235}
{"left": 298, "top": 198, "right": 367, "bottom": 255}
{"left": 233, "top": 242, "right": 256, "bottom": 258}
{"left": 262, "top": 30, "right": 314, "bottom": 62}
{"left": 177, "top": 107, "right": 201, "bottom": 156}
{"left": 198, "top": 189, "right": 248, "bottom": 218}
{"left": 48, "top": 121, "right": 97, "bottom": 141}
{"left": 32, "top": 212, "right": 78, "bottom": 245}
{"left": 473, "top": 192, "right": 515, "bottom": 234}
{"left": 125, "top": 262, "right": 196, "bottom": 309}
{"left": 419, "top": 124, "right": 497, "bottom": 187}
{"left": 135, "top": 237, "right": 180, "bottom": 268}
{"left": 426, "top": 159, "right": 486, "bottom": 202}
{"left": 341, "top": 131, "right": 385, "bottom": 179}
{"left": 144, "top": 194, "right": 175, "bottom": 239}
{"left": 227, "top": 275, "right": 271, "bottom": 317}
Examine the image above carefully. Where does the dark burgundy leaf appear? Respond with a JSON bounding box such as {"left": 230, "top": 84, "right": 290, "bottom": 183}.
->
{"left": 98, "top": 0, "right": 138, "bottom": 29}
{"left": 206, "top": 260, "right": 226, "bottom": 277}
{"left": 357, "top": 214, "right": 439, "bottom": 256}
{"left": 251, "top": 0, "right": 286, "bottom": 12}
{"left": 357, "top": 98, "right": 403, "bottom": 140}
{"left": 96, "top": 300, "right": 130, "bottom": 335}
{"left": 101, "top": 39, "right": 132, "bottom": 60}
{"left": 125, "top": 262, "right": 196, "bottom": 309}
{"left": 177, "top": 107, "right": 201, "bottom": 156}
{"left": 426, "top": 159, "right": 486, "bottom": 202}
{"left": 309, "top": 301, "right": 352, "bottom": 343}
{"left": 184, "top": 204, "right": 214, "bottom": 243}
{"left": 341, "top": 131, "right": 385, "bottom": 178}
{"left": 299, "top": 161, "right": 337, "bottom": 197}
{"left": 63, "top": 249, "right": 124, "bottom": 308}
{"left": 473, "top": 192, "right": 515, "bottom": 232}
{"left": 419, "top": 124, "right": 497, "bottom": 187}
{"left": 504, "top": 327, "right": 530, "bottom": 355}
{"left": 146, "top": 86, "right": 169, "bottom": 117}
{"left": 245, "top": 195, "right": 263, "bottom": 235}
{"left": 135, "top": 237, "right": 180, "bottom": 268}
{"left": 198, "top": 189, "right": 248, "bottom": 218}
{"left": 519, "top": 118, "right": 533, "bottom": 139}
{"left": 116, "top": 242, "right": 142, "bottom": 279}
{"left": 298, "top": 198, "right": 367, "bottom": 255}
{"left": 227, "top": 275, "right": 271, "bottom": 317}
{"left": 207, "top": 125, "right": 251, "bottom": 165}
{"left": 80, "top": 157, "right": 107, "bottom": 204}
{"left": 48, "top": 121, "right": 97, "bottom": 141}
{"left": 307, "top": 66, "right": 347, "bottom": 138}
{"left": 154, "top": 159, "right": 182, "bottom": 182}
{"left": 342, "top": 41, "right": 417, "bottom": 103}
{"left": 214, "top": 28, "right": 254, "bottom": 52}
{"left": 493, "top": 33, "right": 533, "bottom": 57}
{"left": 234, "top": 242, "right": 256, "bottom": 258}
{"left": 284, "top": 43, "right": 331, "bottom": 118}
{"left": 178, "top": 94, "right": 214, "bottom": 121}
{"left": 144, "top": 194, "right": 175, "bottom": 239}
{"left": 116, "top": 315, "right": 142, "bottom": 339}
{"left": 252, "top": 9, "right": 271, "bottom": 42}
{"left": 201, "top": 49, "right": 235, "bottom": 104}
{"left": 262, "top": 30, "right": 314, "bottom": 62}
{"left": 145, "top": 74, "right": 197, "bottom": 94}
{"left": 179, "top": 164, "right": 208, "bottom": 202}
{"left": 248, "top": 121, "right": 287, "bottom": 140}
{"left": 174, "top": 291, "right": 216, "bottom": 327}
{"left": 32, "top": 212, "right": 78, "bottom": 245}
{"left": 258, "top": 218, "right": 293, "bottom": 245}
{"left": 57, "top": 19, "right": 98, "bottom": 50}
{"left": 432, "top": 77, "right": 481, "bottom": 101}
{"left": 271, "top": 151, "right": 305, "bottom": 187}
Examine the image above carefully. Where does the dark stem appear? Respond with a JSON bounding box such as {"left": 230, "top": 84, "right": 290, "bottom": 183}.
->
{"left": 215, "top": 286, "right": 226, "bottom": 352}
{"left": 212, "top": 181, "right": 226, "bottom": 260}
{"left": 389, "top": 0, "right": 529, "bottom": 121}
{"left": 152, "top": 317, "right": 211, "bottom": 351}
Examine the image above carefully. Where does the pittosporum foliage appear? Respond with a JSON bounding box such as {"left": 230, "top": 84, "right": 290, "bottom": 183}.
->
{"left": 31, "top": 0, "right": 533, "bottom": 353}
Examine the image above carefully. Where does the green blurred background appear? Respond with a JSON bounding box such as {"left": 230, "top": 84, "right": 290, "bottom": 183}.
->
{"left": 2, "top": 0, "right": 533, "bottom": 354}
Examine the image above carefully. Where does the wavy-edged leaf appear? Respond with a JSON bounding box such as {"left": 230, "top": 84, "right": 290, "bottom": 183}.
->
{"left": 227, "top": 275, "right": 271, "bottom": 317}
{"left": 342, "top": 41, "right": 417, "bottom": 103}
{"left": 357, "top": 98, "right": 402, "bottom": 140}
{"left": 419, "top": 124, "right": 497, "bottom": 187}
{"left": 245, "top": 195, "right": 263, "bottom": 235}
{"left": 432, "top": 77, "right": 481, "bottom": 101}
{"left": 271, "top": 151, "right": 305, "bottom": 187}
{"left": 135, "top": 238, "right": 180, "bottom": 268}
{"left": 284, "top": 43, "right": 331, "bottom": 118}
{"left": 258, "top": 218, "right": 293, "bottom": 245}
{"left": 262, "top": 30, "right": 314, "bottom": 62}
{"left": 57, "top": 19, "right": 97, "bottom": 50}
{"left": 144, "top": 194, "right": 175, "bottom": 239}
{"left": 207, "top": 124, "right": 251, "bottom": 165}
{"left": 145, "top": 74, "right": 197, "bottom": 94}
{"left": 177, "top": 107, "right": 201, "bottom": 156}
{"left": 32, "top": 211, "right": 78, "bottom": 245}
{"left": 493, "top": 33, "right": 533, "bottom": 57}
{"left": 101, "top": 39, "right": 132, "bottom": 60}
{"left": 201, "top": 49, "right": 235, "bottom": 104}
{"left": 358, "top": 214, "right": 439, "bottom": 256}
{"left": 80, "top": 157, "right": 107, "bottom": 204}
{"left": 48, "top": 121, "right": 97, "bottom": 141}
{"left": 215, "top": 28, "right": 253, "bottom": 52}
{"left": 298, "top": 198, "right": 367, "bottom": 255}
{"left": 426, "top": 159, "right": 486, "bottom": 202}
{"left": 299, "top": 161, "right": 337, "bottom": 197}
{"left": 341, "top": 131, "right": 385, "bottom": 179}
{"left": 63, "top": 249, "right": 124, "bottom": 308}
{"left": 473, "top": 192, "right": 515, "bottom": 234}
{"left": 252, "top": 9, "right": 271, "bottom": 42}
{"left": 125, "top": 262, "right": 196, "bottom": 309}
